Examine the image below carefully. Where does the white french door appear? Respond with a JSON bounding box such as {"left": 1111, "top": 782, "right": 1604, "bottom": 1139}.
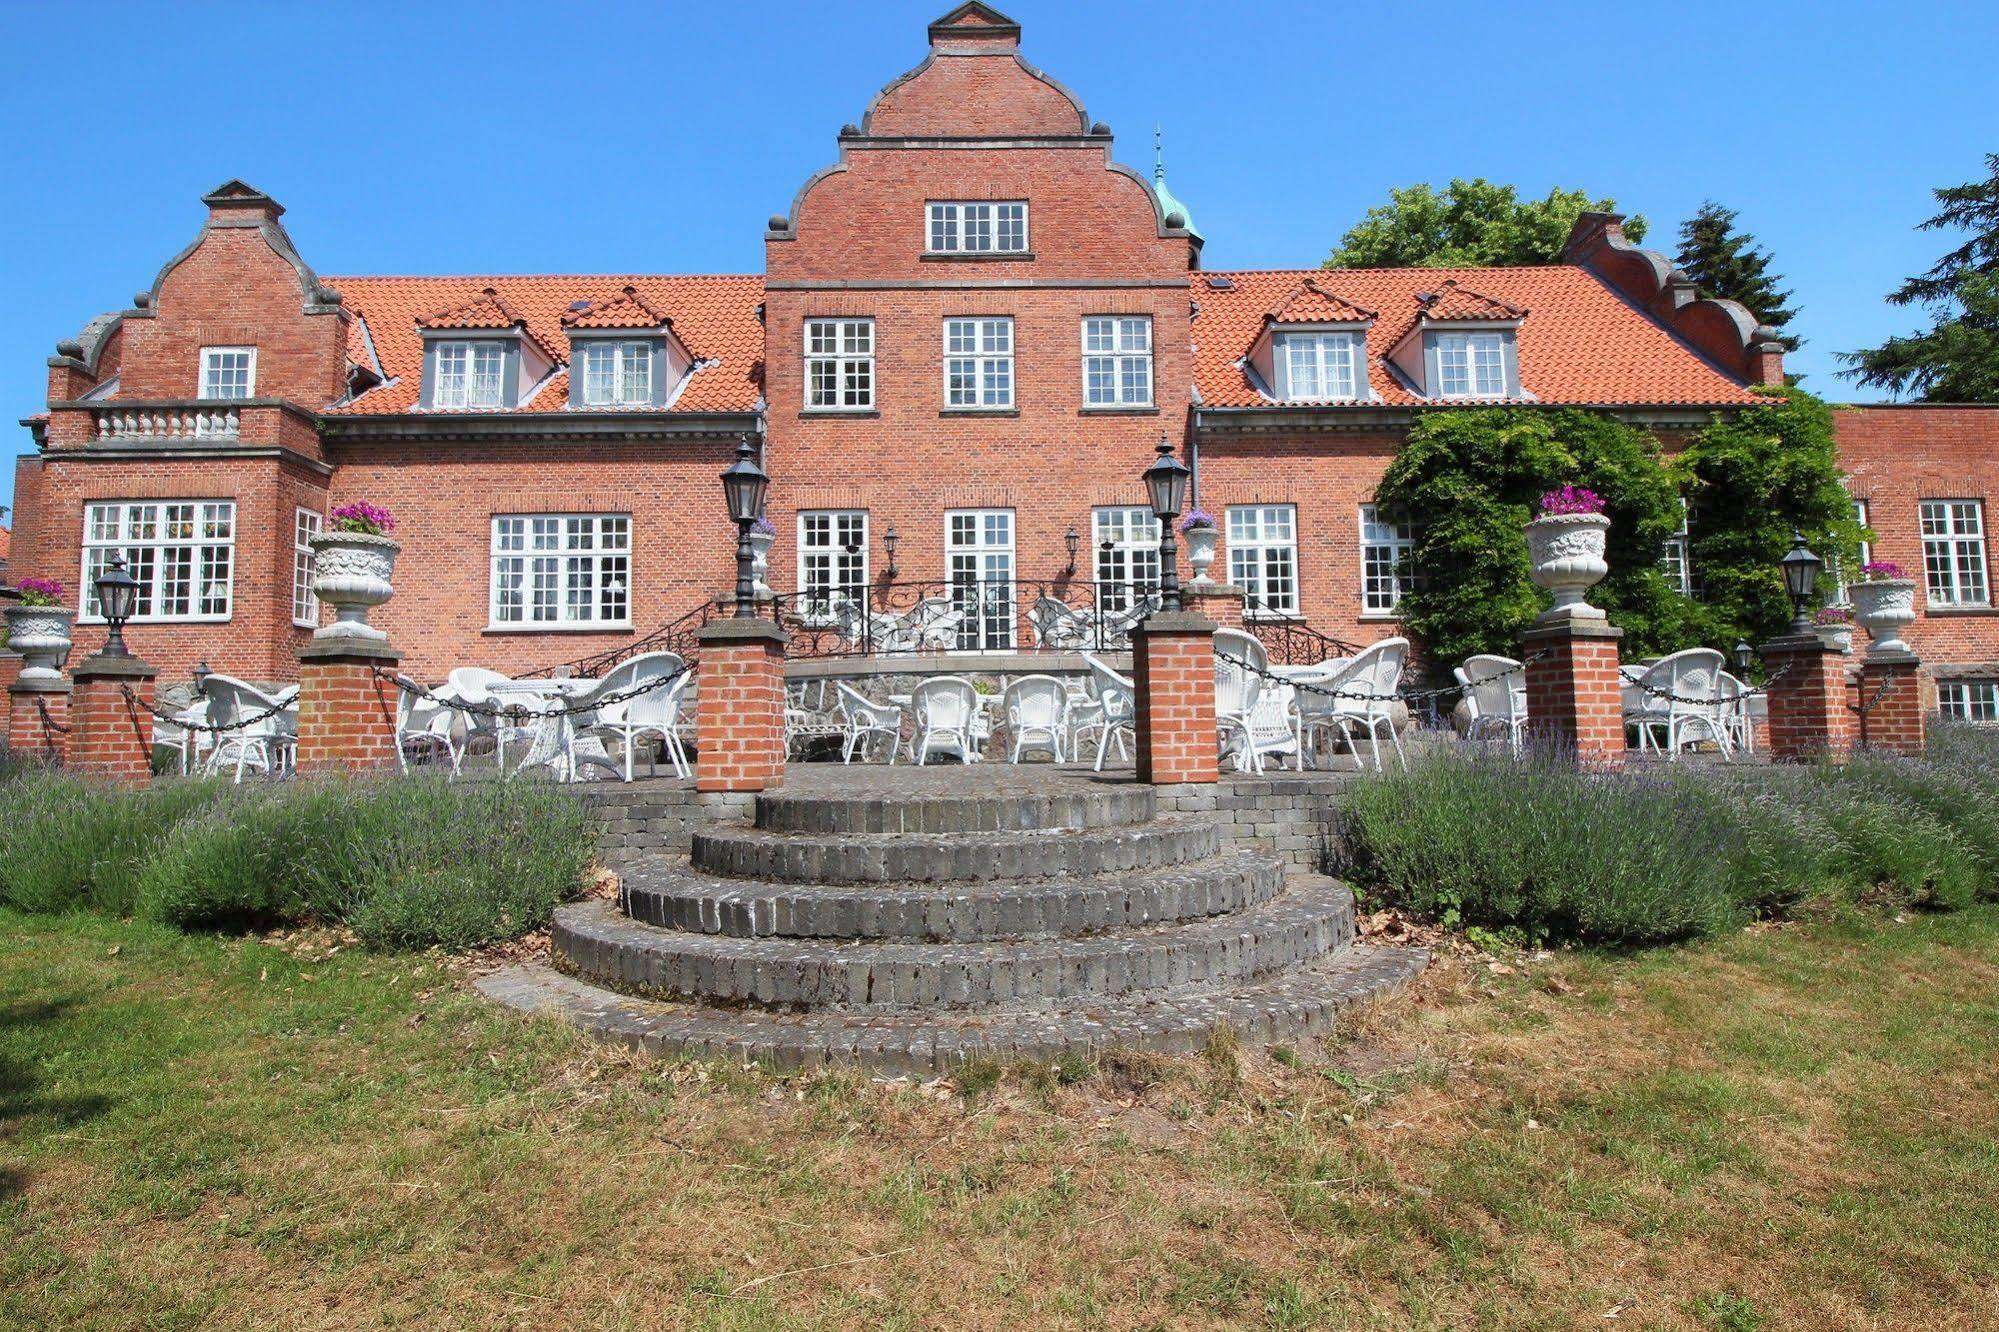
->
{"left": 946, "top": 508, "right": 1015, "bottom": 652}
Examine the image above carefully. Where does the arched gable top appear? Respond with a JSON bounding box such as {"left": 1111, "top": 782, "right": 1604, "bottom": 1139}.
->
{"left": 860, "top": 5, "right": 1089, "bottom": 138}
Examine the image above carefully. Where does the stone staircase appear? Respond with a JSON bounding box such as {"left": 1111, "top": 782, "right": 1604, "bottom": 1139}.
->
{"left": 478, "top": 771, "right": 1426, "bottom": 1073}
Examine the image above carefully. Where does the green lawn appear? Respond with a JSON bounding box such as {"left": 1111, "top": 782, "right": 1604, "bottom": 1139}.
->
{"left": 4, "top": 905, "right": 1996, "bottom": 1330}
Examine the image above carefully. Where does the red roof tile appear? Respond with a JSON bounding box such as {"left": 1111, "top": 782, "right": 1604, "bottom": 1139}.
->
{"left": 1415, "top": 278, "right": 1525, "bottom": 323}
{"left": 326, "top": 275, "right": 764, "bottom": 414}
{"left": 562, "top": 286, "right": 671, "bottom": 330}
{"left": 1265, "top": 278, "right": 1374, "bottom": 325}
{"left": 1193, "top": 267, "right": 1761, "bottom": 409}
{"left": 0, "top": 524, "right": 11, "bottom": 564}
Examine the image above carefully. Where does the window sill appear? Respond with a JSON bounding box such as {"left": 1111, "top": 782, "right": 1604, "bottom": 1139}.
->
{"left": 1925, "top": 605, "right": 1999, "bottom": 617}
{"left": 920, "top": 251, "right": 1035, "bottom": 263}
{"left": 799, "top": 409, "right": 880, "bottom": 419}
{"left": 482, "top": 623, "right": 634, "bottom": 635}
{"left": 1079, "top": 405, "right": 1159, "bottom": 416}
{"left": 941, "top": 407, "right": 1019, "bottom": 417}
{"left": 77, "top": 615, "right": 233, "bottom": 626}
{"left": 1243, "top": 611, "right": 1304, "bottom": 624}
{"left": 1357, "top": 612, "right": 1403, "bottom": 623}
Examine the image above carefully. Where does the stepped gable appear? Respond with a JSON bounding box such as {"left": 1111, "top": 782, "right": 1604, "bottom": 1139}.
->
{"left": 481, "top": 768, "right": 1428, "bottom": 1070}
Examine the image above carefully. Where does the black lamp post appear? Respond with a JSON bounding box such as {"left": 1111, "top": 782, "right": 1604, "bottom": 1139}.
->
{"left": 94, "top": 554, "right": 140, "bottom": 657}
{"left": 883, "top": 526, "right": 899, "bottom": 578}
{"left": 1733, "top": 640, "right": 1754, "bottom": 674}
{"left": 1142, "top": 436, "right": 1191, "bottom": 612}
{"left": 719, "top": 436, "right": 769, "bottom": 618}
{"left": 1064, "top": 525, "right": 1080, "bottom": 577}
{"left": 1780, "top": 530, "right": 1822, "bottom": 635}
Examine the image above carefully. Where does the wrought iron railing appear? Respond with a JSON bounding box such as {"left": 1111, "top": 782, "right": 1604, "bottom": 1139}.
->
{"left": 1240, "top": 590, "right": 1363, "bottom": 666}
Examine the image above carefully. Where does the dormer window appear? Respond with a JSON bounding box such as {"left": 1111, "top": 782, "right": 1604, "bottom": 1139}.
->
{"left": 433, "top": 341, "right": 507, "bottom": 409}
{"left": 200, "top": 347, "right": 256, "bottom": 399}
{"left": 1435, "top": 331, "right": 1508, "bottom": 397}
{"left": 578, "top": 340, "right": 654, "bottom": 407}
{"left": 927, "top": 201, "right": 1028, "bottom": 254}
{"left": 1275, "top": 331, "right": 1361, "bottom": 401}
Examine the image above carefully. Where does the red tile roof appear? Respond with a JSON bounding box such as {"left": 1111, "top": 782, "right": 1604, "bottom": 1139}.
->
{"left": 1415, "top": 278, "right": 1525, "bottom": 323}
{"left": 0, "top": 524, "right": 10, "bottom": 565}
{"left": 327, "top": 275, "right": 765, "bottom": 414}
{"left": 1193, "top": 267, "right": 1761, "bottom": 409}
{"left": 1265, "top": 278, "right": 1375, "bottom": 325}
{"left": 562, "top": 286, "right": 670, "bottom": 330}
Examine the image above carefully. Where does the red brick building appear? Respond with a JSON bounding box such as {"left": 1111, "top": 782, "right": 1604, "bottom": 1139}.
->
{"left": 11, "top": 3, "right": 1999, "bottom": 721}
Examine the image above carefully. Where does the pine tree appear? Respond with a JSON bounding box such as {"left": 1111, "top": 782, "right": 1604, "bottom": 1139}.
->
{"left": 1674, "top": 202, "right": 1800, "bottom": 350}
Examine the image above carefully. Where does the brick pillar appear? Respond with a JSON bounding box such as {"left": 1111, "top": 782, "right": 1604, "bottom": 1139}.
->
{"left": 1856, "top": 649, "right": 1927, "bottom": 757}
{"left": 1761, "top": 634, "right": 1855, "bottom": 763}
{"left": 695, "top": 619, "right": 789, "bottom": 793}
{"left": 9, "top": 676, "right": 71, "bottom": 765}
{"left": 67, "top": 655, "right": 157, "bottom": 785}
{"left": 1522, "top": 617, "right": 1626, "bottom": 770}
{"left": 1181, "top": 582, "right": 1246, "bottom": 631}
{"left": 1132, "top": 610, "right": 1219, "bottom": 785}
{"left": 295, "top": 639, "right": 402, "bottom": 773}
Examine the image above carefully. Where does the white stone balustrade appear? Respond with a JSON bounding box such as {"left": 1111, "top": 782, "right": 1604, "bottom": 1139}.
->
{"left": 92, "top": 405, "right": 240, "bottom": 441}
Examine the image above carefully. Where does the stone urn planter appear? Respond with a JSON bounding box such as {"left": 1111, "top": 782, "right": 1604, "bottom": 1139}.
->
{"left": 308, "top": 531, "right": 400, "bottom": 641}
{"left": 1811, "top": 623, "right": 1855, "bottom": 653}
{"left": 1849, "top": 578, "right": 1918, "bottom": 656}
{"left": 748, "top": 528, "right": 776, "bottom": 599}
{"left": 1184, "top": 526, "right": 1218, "bottom": 585}
{"left": 4, "top": 604, "right": 74, "bottom": 683}
{"left": 1525, "top": 512, "right": 1611, "bottom": 618}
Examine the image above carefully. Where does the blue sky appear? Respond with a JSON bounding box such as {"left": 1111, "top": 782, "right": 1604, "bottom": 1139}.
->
{"left": 2, "top": 0, "right": 1994, "bottom": 516}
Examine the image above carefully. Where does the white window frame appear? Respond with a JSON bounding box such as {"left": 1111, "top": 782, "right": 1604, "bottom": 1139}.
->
{"left": 80, "top": 500, "right": 236, "bottom": 624}
{"left": 1358, "top": 504, "right": 1414, "bottom": 615}
{"left": 1092, "top": 506, "right": 1160, "bottom": 611}
{"left": 1938, "top": 679, "right": 1999, "bottom": 723}
{"left": 1920, "top": 499, "right": 1988, "bottom": 608}
{"left": 292, "top": 507, "right": 322, "bottom": 628}
{"left": 944, "top": 318, "right": 1014, "bottom": 409}
{"left": 199, "top": 346, "right": 256, "bottom": 400}
{"left": 433, "top": 340, "right": 508, "bottom": 409}
{"left": 804, "top": 319, "right": 875, "bottom": 412}
{"left": 1831, "top": 498, "right": 1871, "bottom": 604}
{"left": 798, "top": 510, "right": 869, "bottom": 623}
{"left": 925, "top": 201, "right": 1029, "bottom": 254}
{"left": 1434, "top": 331, "right": 1507, "bottom": 398}
{"left": 1228, "top": 504, "right": 1299, "bottom": 619}
{"left": 1278, "top": 331, "right": 1361, "bottom": 402}
{"left": 946, "top": 508, "right": 1016, "bottom": 652}
{"left": 488, "top": 514, "right": 632, "bottom": 631}
{"left": 578, "top": 340, "right": 653, "bottom": 407}
{"left": 1082, "top": 317, "right": 1153, "bottom": 407}
{"left": 1661, "top": 497, "right": 1692, "bottom": 597}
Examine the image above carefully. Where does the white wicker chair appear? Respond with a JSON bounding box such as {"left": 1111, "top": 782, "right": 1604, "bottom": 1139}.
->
{"left": 1717, "top": 671, "right": 1756, "bottom": 755}
{"left": 1626, "top": 648, "right": 1733, "bottom": 761}
{"left": 575, "top": 651, "right": 691, "bottom": 781}
{"left": 154, "top": 696, "right": 213, "bottom": 776}
{"left": 1001, "top": 674, "right": 1069, "bottom": 763}
{"left": 444, "top": 666, "right": 532, "bottom": 770}
{"left": 1079, "top": 654, "right": 1136, "bottom": 771}
{"left": 911, "top": 676, "right": 983, "bottom": 765}
{"left": 835, "top": 682, "right": 903, "bottom": 764}
{"left": 1458, "top": 653, "right": 1527, "bottom": 756}
{"left": 395, "top": 677, "right": 464, "bottom": 777}
{"left": 200, "top": 674, "right": 298, "bottom": 782}
{"left": 1214, "top": 628, "right": 1292, "bottom": 773}
{"left": 1296, "top": 638, "right": 1409, "bottom": 772}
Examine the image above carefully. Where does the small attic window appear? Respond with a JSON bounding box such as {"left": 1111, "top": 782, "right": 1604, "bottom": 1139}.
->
{"left": 1433, "top": 331, "right": 1509, "bottom": 397}
{"left": 432, "top": 341, "right": 508, "bottom": 409}
{"left": 1206, "top": 276, "right": 1235, "bottom": 290}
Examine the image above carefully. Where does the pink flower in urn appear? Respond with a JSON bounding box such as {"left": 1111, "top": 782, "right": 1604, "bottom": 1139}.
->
{"left": 329, "top": 502, "right": 397, "bottom": 536}
{"left": 1814, "top": 606, "right": 1851, "bottom": 626}
{"left": 1179, "top": 510, "right": 1217, "bottom": 533}
{"left": 1536, "top": 486, "right": 1606, "bottom": 518}
{"left": 1859, "top": 560, "right": 1905, "bottom": 581}
{"left": 15, "top": 577, "right": 64, "bottom": 607}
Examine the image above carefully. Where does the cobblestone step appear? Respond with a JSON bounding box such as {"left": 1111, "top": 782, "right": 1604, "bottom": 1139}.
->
{"left": 753, "top": 782, "right": 1154, "bottom": 835}
{"left": 476, "top": 942, "right": 1430, "bottom": 1074}
{"left": 551, "top": 876, "right": 1353, "bottom": 1010}
{"left": 618, "top": 850, "right": 1287, "bottom": 942}
{"left": 690, "top": 816, "right": 1221, "bottom": 885}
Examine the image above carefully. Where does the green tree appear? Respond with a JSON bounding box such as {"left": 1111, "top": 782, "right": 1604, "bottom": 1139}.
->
{"left": 1324, "top": 180, "right": 1644, "bottom": 269}
{"left": 1674, "top": 201, "right": 1800, "bottom": 350}
{"left": 1841, "top": 153, "right": 1999, "bottom": 401}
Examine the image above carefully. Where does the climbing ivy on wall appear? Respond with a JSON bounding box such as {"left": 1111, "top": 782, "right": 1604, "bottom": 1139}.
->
{"left": 1374, "top": 393, "right": 1861, "bottom": 668}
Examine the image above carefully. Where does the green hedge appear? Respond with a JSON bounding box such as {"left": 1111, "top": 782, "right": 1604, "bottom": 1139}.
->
{"left": 1331, "top": 725, "right": 1999, "bottom": 946}
{"left": 0, "top": 770, "right": 596, "bottom": 950}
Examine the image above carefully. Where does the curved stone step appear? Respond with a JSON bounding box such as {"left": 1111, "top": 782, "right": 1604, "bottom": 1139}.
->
{"left": 552, "top": 876, "right": 1354, "bottom": 1010}
{"left": 619, "top": 851, "right": 1287, "bottom": 942}
{"left": 691, "top": 816, "right": 1220, "bottom": 886}
{"left": 478, "top": 942, "right": 1430, "bottom": 1074}
{"left": 754, "top": 783, "right": 1154, "bottom": 835}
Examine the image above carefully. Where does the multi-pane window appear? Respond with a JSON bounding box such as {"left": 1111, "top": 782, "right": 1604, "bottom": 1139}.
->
{"left": 1831, "top": 498, "right": 1871, "bottom": 603}
{"left": 1228, "top": 505, "right": 1298, "bottom": 617}
{"left": 944, "top": 318, "right": 1013, "bottom": 409}
{"left": 926, "top": 202, "right": 1028, "bottom": 254}
{"left": 578, "top": 341, "right": 653, "bottom": 407}
{"left": 489, "top": 515, "right": 631, "bottom": 627}
{"left": 947, "top": 509, "right": 1016, "bottom": 651}
{"left": 1938, "top": 679, "right": 1999, "bottom": 723}
{"left": 433, "top": 341, "right": 507, "bottom": 409}
{"left": 293, "top": 507, "right": 322, "bottom": 627}
{"left": 1920, "top": 500, "right": 1989, "bottom": 607}
{"left": 1278, "top": 332, "right": 1360, "bottom": 401}
{"left": 200, "top": 347, "right": 256, "bottom": 399}
{"left": 804, "top": 319, "right": 874, "bottom": 410}
{"left": 81, "top": 501, "right": 235, "bottom": 622}
{"left": 1082, "top": 317, "right": 1153, "bottom": 407}
{"left": 1359, "top": 504, "right": 1415, "bottom": 614}
{"left": 799, "top": 511, "right": 869, "bottom": 621}
{"left": 1661, "top": 498, "right": 1692, "bottom": 597}
{"left": 1434, "top": 332, "right": 1507, "bottom": 397}
{"left": 1093, "top": 506, "right": 1161, "bottom": 610}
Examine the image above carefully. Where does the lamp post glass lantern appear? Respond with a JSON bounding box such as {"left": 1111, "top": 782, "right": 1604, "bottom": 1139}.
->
{"left": 720, "top": 437, "right": 769, "bottom": 618}
{"left": 1780, "top": 530, "right": 1822, "bottom": 635}
{"left": 1733, "top": 640, "right": 1754, "bottom": 675}
{"left": 883, "top": 525, "right": 899, "bottom": 578}
{"left": 1064, "top": 525, "right": 1080, "bottom": 576}
{"left": 1143, "top": 437, "right": 1191, "bottom": 612}
{"left": 94, "top": 554, "right": 141, "bottom": 657}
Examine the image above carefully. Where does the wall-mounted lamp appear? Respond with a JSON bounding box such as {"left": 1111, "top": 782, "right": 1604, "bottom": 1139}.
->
{"left": 883, "top": 526, "right": 900, "bottom": 578}
{"left": 1064, "top": 525, "right": 1080, "bottom": 576}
